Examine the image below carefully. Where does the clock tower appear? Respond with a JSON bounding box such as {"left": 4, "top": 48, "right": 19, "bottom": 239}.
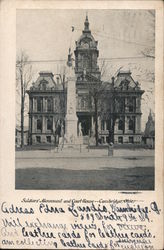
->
{"left": 74, "top": 14, "right": 101, "bottom": 84}
{"left": 74, "top": 14, "right": 101, "bottom": 137}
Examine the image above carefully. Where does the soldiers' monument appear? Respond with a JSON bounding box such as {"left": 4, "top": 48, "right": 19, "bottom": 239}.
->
{"left": 65, "top": 49, "right": 79, "bottom": 145}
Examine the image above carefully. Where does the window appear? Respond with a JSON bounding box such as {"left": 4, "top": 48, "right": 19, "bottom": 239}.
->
{"left": 81, "top": 98, "right": 85, "bottom": 108}
{"left": 118, "top": 136, "right": 123, "bottom": 144}
{"left": 119, "top": 98, "right": 125, "bottom": 112}
{"left": 106, "top": 120, "right": 110, "bottom": 131}
{"left": 129, "top": 119, "right": 134, "bottom": 130}
{"left": 101, "top": 137, "right": 105, "bottom": 144}
{"left": 106, "top": 136, "right": 109, "bottom": 143}
{"left": 46, "top": 136, "right": 51, "bottom": 143}
{"left": 115, "top": 98, "right": 124, "bottom": 113}
{"left": 47, "top": 99, "right": 53, "bottom": 112}
{"left": 39, "top": 79, "right": 47, "bottom": 90}
{"left": 101, "top": 120, "right": 105, "bottom": 130}
{"left": 36, "top": 136, "right": 41, "bottom": 143}
{"left": 47, "top": 117, "right": 53, "bottom": 131}
{"left": 82, "top": 54, "right": 91, "bottom": 69}
{"left": 37, "top": 98, "right": 42, "bottom": 112}
{"left": 129, "top": 105, "right": 133, "bottom": 112}
{"left": 128, "top": 97, "right": 136, "bottom": 112}
{"left": 129, "top": 136, "right": 134, "bottom": 143}
{"left": 37, "top": 119, "right": 42, "bottom": 131}
{"left": 118, "top": 119, "right": 124, "bottom": 130}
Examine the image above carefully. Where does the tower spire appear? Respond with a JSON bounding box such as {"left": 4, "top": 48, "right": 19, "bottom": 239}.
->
{"left": 84, "top": 12, "right": 89, "bottom": 31}
{"left": 148, "top": 109, "right": 153, "bottom": 120}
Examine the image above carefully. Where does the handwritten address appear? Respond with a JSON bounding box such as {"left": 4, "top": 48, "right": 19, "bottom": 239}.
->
{"left": 0, "top": 199, "right": 161, "bottom": 249}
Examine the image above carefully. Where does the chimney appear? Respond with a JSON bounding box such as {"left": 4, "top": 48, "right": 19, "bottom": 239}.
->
{"left": 111, "top": 77, "right": 115, "bottom": 87}
{"left": 56, "top": 76, "right": 60, "bottom": 85}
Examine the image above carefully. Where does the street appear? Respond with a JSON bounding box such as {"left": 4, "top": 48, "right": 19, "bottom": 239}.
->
{"left": 15, "top": 148, "right": 154, "bottom": 190}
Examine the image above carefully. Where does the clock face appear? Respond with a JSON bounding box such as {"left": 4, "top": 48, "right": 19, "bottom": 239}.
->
{"left": 81, "top": 41, "right": 89, "bottom": 49}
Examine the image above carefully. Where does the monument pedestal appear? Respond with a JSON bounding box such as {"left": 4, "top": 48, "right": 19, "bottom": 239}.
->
{"left": 64, "top": 71, "right": 81, "bottom": 147}
{"left": 65, "top": 115, "right": 78, "bottom": 145}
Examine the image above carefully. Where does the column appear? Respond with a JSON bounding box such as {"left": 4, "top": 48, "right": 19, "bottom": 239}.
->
{"left": 43, "top": 97, "right": 46, "bottom": 112}
{"left": 124, "top": 116, "right": 128, "bottom": 133}
{"left": 91, "top": 116, "right": 94, "bottom": 135}
{"left": 98, "top": 117, "right": 101, "bottom": 132}
{"left": 135, "top": 115, "right": 141, "bottom": 133}
{"left": 125, "top": 97, "right": 128, "bottom": 112}
{"left": 29, "top": 98, "right": 32, "bottom": 112}
{"left": 33, "top": 98, "right": 36, "bottom": 112}
{"left": 53, "top": 116, "right": 56, "bottom": 133}
{"left": 136, "top": 97, "right": 141, "bottom": 113}
{"left": 42, "top": 116, "right": 46, "bottom": 133}
{"left": 29, "top": 115, "right": 31, "bottom": 133}
{"left": 104, "top": 121, "right": 107, "bottom": 131}
{"left": 32, "top": 116, "right": 35, "bottom": 133}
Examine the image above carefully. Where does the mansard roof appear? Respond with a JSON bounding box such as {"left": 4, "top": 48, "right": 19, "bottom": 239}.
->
{"left": 114, "top": 70, "right": 142, "bottom": 91}
{"left": 28, "top": 71, "right": 64, "bottom": 92}
{"left": 33, "top": 71, "right": 56, "bottom": 88}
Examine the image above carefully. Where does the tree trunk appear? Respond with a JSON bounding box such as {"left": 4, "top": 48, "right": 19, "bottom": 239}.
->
{"left": 94, "top": 97, "right": 99, "bottom": 146}
{"left": 111, "top": 115, "right": 115, "bottom": 143}
{"left": 20, "top": 73, "right": 24, "bottom": 148}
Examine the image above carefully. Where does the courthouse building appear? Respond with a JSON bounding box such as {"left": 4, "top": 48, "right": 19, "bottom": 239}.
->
{"left": 27, "top": 71, "right": 65, "bottom": 145}
{"left": 27, "top": 15, "right": 144, "bottom": 145}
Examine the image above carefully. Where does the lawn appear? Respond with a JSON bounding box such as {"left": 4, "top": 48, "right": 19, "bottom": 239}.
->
{"left": 15, "top": 167, "right": 154, "bottom": 190}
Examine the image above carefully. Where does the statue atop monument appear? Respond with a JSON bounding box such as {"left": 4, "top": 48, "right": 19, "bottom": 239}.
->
{"left": 64, "top": 48, "right": 78, "bottom": 145}
{"left": 67, "top": 48, "right": 75, "bottom": 78}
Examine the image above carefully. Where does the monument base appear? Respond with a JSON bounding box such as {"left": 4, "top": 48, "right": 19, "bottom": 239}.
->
{"left": 56, "top": 136, "right": 83, "bottom": 151}
{"left": 63, "top": 136, "right": 83, "bottom": 147}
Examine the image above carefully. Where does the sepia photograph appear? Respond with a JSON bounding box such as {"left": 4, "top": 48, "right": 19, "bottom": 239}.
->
{"left": 15, "top": 9, "right": 155, "bottom": 190}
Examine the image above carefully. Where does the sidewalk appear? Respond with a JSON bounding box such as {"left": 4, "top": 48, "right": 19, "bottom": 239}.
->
{"left": 16, "top": 147, "right": 154, "bottom": 159}
{"left": 15, "top": 148, "right": 154, "bottom": 170}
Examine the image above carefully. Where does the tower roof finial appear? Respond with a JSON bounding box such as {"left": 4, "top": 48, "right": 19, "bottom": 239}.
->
{"left": 84, "top": 12, "right": 89, "bottom": 31}
{"left": 148, "top": 109, "right": 153, "bottom": 120}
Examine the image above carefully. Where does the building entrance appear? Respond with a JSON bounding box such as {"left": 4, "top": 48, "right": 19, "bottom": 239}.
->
{"left": 78, "top": 115, "right": 91, "bottom": 136}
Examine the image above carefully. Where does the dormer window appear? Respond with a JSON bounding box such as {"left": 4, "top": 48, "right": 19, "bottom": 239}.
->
{"left": 39, "top": 79, "right": 48, "bottom": 90}
{"left": 120, "top": 79, "right": 130, "bottom": 90}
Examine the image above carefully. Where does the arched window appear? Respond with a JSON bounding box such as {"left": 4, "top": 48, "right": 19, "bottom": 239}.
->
{"left": 129, "top": 119, "right": 134, "bottom": 130}
{"left": 47, "top": 99, "right": 53, "bottom": 112}
{"left": 37, "top": 118, "right": 42, "bottom": 131}
{"left": 47, "top": 117, "right": 53, "bottom": 131}
{"left": 39, "top": 79, "right": 47, "bottom": 90}
{"left": 118, "top": 119, "right": 124, "bottom": 130}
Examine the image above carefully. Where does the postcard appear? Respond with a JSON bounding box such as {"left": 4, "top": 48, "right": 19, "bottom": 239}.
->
{"left": 0, "top": 0, "right": 163, "bottom": 249}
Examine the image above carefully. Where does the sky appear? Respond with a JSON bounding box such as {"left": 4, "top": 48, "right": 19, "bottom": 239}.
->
{"left": 16, "top": 9, "right": 155, "bottom": 131}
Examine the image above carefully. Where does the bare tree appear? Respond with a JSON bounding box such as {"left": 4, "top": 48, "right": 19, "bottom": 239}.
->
{"left": 86, "top": 73, "right": 109, "bottom": 146}
{"left": 56, "top": 65, "right": 67, "bottom": 116}
{"left": 99, "top": 91, "right": 120, "bottom": 144}
{"left": 141, "top": 10, "right": 155, "bottom": 59}
{"left": 16, "top": 51, "right": 33, "bottom": 147}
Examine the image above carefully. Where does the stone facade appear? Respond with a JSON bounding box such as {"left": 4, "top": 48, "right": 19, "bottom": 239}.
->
{"left": 27, "top": 15, "right": 144, "bottom": 145}
{"left": 75, "top": 15, "right": 101, "bottom": 137}
{"left": 98, "top": 71, "right": 144, "bottom": 144}
{"left": 74, "top": 15, "right": 144, "bottom": 144}
{"left": 27, "top": 72, "right": 65, "bottom": 145}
